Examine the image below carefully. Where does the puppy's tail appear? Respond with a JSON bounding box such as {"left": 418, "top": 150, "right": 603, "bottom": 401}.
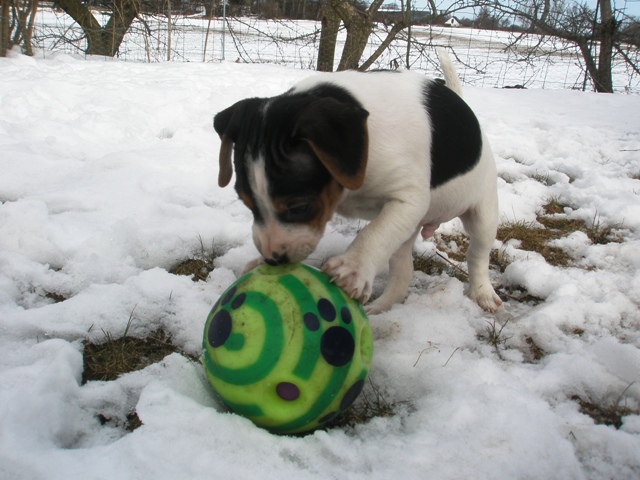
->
{"left": 436, "top": 47, "right": 463, "bottom": 97}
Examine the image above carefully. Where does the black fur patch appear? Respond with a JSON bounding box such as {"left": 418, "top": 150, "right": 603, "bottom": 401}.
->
{"left": 262, "top": 91, "right": 338, "bottom": 203}
{"left": 291, "top": 84, "right": 369, "bottom": 185}
{"left": 213, "top": 84, "right": 367, "bottom": 225}
{"left": 213, "top": 97, "right": 267, "bottom": 223}
{"left": 423, "top": 80, "right": 482, "bottom": 188}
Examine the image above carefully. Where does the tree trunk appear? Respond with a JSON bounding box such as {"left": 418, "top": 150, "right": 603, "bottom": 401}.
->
{"left": 579, "top": 0, "right": 615, "bottom": 93}
{"left": 0, "top": 0, "right": 10, "bottom": 57}
{"left": 333, "top": 0, "right": 378, "bottom": 71}
{"left": 316, "top": 5, "right": 340, "bottom": 71}
{"left": 337, "top": 19, "right": 370, "bottom": 71}
{"left": 55, "top": 0, "right": 140, "bottom": 56}
{"left": 595, "top": 0, "right": 615, "bottom": 92}
{"left": 1, "top": 0, "right": 39, "bottom": 56}
{"left": 23, "top": 0, "right": 39, "bottom": 56}
{"left": 317, "top": 0, "right": 388, "bottom": 72}
{"left": 166, "top": 0, "right": 172, "bottom": 61}
{"left": 404, "top": 0, "right": 411, "bottom": 68}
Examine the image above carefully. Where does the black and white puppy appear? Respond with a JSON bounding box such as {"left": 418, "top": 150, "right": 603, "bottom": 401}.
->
{"left": 213, "top": 50, "right": 502, "bottom": 314}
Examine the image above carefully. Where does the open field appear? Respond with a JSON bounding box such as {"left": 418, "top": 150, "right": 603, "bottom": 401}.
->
{"left": 31, "top": 8, "right": 640, "bottom": 93}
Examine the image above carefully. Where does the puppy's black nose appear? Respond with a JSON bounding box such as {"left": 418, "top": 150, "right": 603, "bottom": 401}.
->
{"left": 266, "top": 252, "right": 290, "bottom": 266}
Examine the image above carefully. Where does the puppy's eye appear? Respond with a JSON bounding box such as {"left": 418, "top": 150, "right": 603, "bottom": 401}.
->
{"left": 282, "top": 200, "right": 313, "bottom": 222}
{"left": 288, "top": 201, "right": 310, "bottom": 214}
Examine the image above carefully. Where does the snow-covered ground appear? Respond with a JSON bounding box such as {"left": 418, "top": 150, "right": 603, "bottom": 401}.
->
{"left": 1, "top": 51, "right": 639, "bottom": 479}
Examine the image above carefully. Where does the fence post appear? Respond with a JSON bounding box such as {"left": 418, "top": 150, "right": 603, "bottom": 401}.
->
{"left": 222, "top": 0, "right": 226, "bottom": 60}
{"left": 166, "top": 0, "right": 172, "bottom": 61}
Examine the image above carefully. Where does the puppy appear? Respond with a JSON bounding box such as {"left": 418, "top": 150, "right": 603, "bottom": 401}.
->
{"left": 213, "top": 49, "right": 502, "bottom": 314}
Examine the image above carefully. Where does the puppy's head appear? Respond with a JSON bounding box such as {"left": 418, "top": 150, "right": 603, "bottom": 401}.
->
{"left": 213, "top": 86, "right": 369, "bottom": 265}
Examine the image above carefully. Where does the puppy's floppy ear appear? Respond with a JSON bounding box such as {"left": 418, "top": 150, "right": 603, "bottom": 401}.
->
{"left": 213, "top": 99, "right": 251, "bottom": 188}
{"left": 294, "top": 97, "right": 369, "bottom": 191}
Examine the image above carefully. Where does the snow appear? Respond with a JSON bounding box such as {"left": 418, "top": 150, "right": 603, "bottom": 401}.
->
{"left": 1, "top": 51, "right": 640, "bottom": 479}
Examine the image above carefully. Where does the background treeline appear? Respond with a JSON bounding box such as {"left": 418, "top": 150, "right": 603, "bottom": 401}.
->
{"left": 1, "top": 0, "right": 638, "bottom": 93}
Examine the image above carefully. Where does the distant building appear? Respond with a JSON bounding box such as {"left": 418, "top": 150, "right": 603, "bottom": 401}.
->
{"left": 376, "top": 4, "right": 433, "bottom": 25}
{"left": 444, "top": 17, "right": 460, "bottom": 27}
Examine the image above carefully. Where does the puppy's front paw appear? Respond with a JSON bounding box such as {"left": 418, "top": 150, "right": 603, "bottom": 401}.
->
{"left": 322, "top": 254, "right": 374, "bottom": 305}
{"left": 471, "top": 284, "right": 503, "bottom": 313}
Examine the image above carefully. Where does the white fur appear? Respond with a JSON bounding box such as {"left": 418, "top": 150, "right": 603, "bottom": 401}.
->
{"left": 249, "top": 158, "right": 322, "bottom": 265}
{"left": 247, "top": 55, "right": 502, "bottom": 314}
{"left": 436, "top": 47, "right": 463, "bottom": 97}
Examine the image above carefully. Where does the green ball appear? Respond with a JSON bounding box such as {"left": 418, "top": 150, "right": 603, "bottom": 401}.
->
{"left": 202, "top": 263, "right": 373, "bottom": 435}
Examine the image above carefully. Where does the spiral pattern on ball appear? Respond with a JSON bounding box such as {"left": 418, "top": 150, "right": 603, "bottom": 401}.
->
{"left": 202, "top": 263, "right": 373, "bottom": 434}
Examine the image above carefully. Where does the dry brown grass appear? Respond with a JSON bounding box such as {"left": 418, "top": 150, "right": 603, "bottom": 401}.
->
{"left": 82, "top": 314, "right": 197, "bottom": 432}
{"left": 498, "top": 199, "right": 623, "bottom": 267}
{"left": 168, "top": 235, "right": 221, "bottom": 282}
{"left": 497, "top": 219, "right": 574, "bottom": 267}
{"left": 169, "top": 258, "right": 213, "bottom": 282}
{"left": 82, "top": 327, "right": 183, "bottom": 384}
{"left": 524, "top": 336, "right": 546, "bottom": 362}
{"left": 572, "top": 384, "right": 639, "bottom": 429}
{"left": 412, "top": 198, "right": 624, "bottom": 308}
{"left": 413, "top": 251, "right": 469, "bottom": 283}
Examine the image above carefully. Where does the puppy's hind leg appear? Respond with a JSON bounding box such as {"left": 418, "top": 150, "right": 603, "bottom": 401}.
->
{"left": 365, "top": 230, "right": 419, "bottom": 315}
{"left": 460, "top": 196, "right": 502, "bottom": 312}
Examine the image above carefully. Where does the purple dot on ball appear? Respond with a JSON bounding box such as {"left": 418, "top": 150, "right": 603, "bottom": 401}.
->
{"left": 304, "top": 312, "right": 320, "bottom": 331}
{"left": 317, "top": 298, "right": 336, "bottom": 321}
{"left": 208, "top": 310, "right": 232, "bottom": 347}
{"left": 340, "top": 306, "right": 352, "bottom": 324}
{"left": 276, "top": 382, "right": 300, "bottom": 401}
{"left": 320, "top": 326, "right": 355, "bottom": 367}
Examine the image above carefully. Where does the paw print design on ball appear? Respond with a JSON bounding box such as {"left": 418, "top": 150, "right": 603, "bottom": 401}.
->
{"left": 203, "top": 263, "right": 373, "bottom": 435}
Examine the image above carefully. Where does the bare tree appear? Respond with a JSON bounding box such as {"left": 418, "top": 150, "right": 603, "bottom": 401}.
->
{"left": 314, "top": 0, "right": 637, "bottom": 91}
{"left": 1, "top": 0, "right": 39, "bottom": 56}
{"left": 53, "top": 0, "right": 141, "bottom": 56}
{"left": 360, "top": 0, "right": 413, "bottom": 71}
{"left": 1, "top": 0, "right": 13, "bottom": 56}
{"left": 491, "top": 0, "right": 638, "bottom": 92}
{"left": 315, "top": 0, "right": 481, "bottom": 72}
{"left": 318, "top": 0, "right": 384, "bottom": 71}
{"left": 317, "top": 4, "right": 341, "bottom": 71}
{"left": 317, "top": 0, "right": 416, "bottom": 71}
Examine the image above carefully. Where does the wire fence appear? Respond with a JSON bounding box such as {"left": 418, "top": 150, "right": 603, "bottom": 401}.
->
{"left": 31, "top": 7, "right": 640, "bottom": 93}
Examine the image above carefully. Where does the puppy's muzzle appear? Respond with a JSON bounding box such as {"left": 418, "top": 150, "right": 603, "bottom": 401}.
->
{"left": 264, "top": 252, "right": 290, "bottom": 266}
